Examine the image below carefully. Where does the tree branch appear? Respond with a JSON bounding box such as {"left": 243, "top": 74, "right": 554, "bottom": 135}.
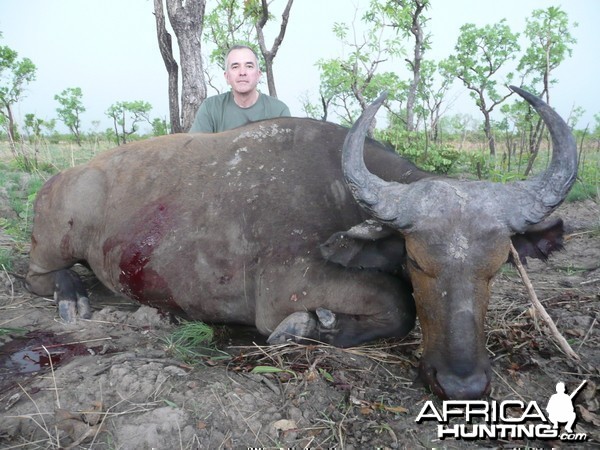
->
{"left": 509, "top": 242, "right": 580, "bottom": 361}
{"left": 153, "top": 0, "right": 182, "bottom": 133}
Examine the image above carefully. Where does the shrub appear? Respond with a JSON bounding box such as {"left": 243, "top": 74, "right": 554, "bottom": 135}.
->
{"left": 377, "top": 129, "right": 461, "bottom": 174}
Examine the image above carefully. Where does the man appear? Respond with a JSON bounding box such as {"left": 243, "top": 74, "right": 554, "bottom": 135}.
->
{"left": 190, "top": 45, "right": 290, "bottom": 133}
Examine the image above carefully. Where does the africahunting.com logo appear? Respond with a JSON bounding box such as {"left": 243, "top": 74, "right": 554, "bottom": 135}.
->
{"left": 415, "top": 380, "right": 588, "bottom": 442}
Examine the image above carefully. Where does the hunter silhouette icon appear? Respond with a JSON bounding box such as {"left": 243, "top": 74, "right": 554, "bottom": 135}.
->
{"left": 546, "top": 380, "right": 587, "bottom": 433}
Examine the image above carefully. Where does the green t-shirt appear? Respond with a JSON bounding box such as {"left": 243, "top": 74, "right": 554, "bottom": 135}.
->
{"left": 190, "top": 91, "right": 291, "bottom": 133}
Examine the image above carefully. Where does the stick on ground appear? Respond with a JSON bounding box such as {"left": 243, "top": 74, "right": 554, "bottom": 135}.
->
{"left": 509, "top": 242, "right": 580, "bottom": 361}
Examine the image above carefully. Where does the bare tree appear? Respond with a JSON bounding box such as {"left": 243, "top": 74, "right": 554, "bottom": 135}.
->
{"left": 254, "top": 0, "right": 294, "bottom": 97}
{"left": 154, "top": 0, "right": 207, "bottom": 133}
{"left": 400, "top": 0, "right": 429, "bottom": 132}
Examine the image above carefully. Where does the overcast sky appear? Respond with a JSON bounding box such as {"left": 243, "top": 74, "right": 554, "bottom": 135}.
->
{"left": 1, "top": 0, "right": 599, "bottom": 133}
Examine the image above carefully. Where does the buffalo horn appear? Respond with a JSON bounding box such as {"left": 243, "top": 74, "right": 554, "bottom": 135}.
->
{"left": 506, "top": 85, "right": 578, "bottom": 231}
{"left": 342, "top": 87, "right": 578, "bottom": 232}
{"left": 341, "top": 92, "right": 412, "bottom": 224}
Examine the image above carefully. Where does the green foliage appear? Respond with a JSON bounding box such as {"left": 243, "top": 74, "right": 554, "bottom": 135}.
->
{"left": 318, "top": 367, "right": 334, "bottom": 382}
{"left": 162, "top": 321, "right": 230, "bottom": 365}
{"left": 0, "top": 38, "right": 36, "bottom": 143}
{"left": 377, "top": 126, "right": 460, "bottom": 174}
{"left": 0, "top": 169, "right": 45, "bottom": 243}
{"left": 105, "top": 100, "right": 152, "bottom": 145}
{"left": 0, "top": 326, "right": 28, "bottom": 337}
{"left": 518, "top": 6, "right": 577, "bottom": 87}
{"left": 0, "top": 247, "right": 13, "bottom": 271}
{"left": 54, "top": 87, "right": 86, "bottom": 145}
{"left": 568, "top": 155, "right": 599, "bottom": 201}
{"left": 151, "top": 117, "right": 170, "bottom": 136}
{"left": 309, "top": 1, "right": 408, "bottom": 123}
{"left": 23, "top": 113, "right": 45, "bottom": 140}
{"left": 567, "top": 180, "right": 598, "bottom": 202}
{"left": 459, "top": 137, "right": 598, "bottom": 205}
{"left": 439, "top": 19, "right": 520, "bottom": 156}
{"left": 417, "top": 59, "right": 454, "bottom": 141}
{"left": 0, "top": 44, "right": 37, "bottom": 106}
{"left": 511, "top": 7, "right": 579, "bottom": 173}
{"left": 0, "top": 166, "right": 47, "bottom": 270}
{"left": 204, "top": 0, "right": 258, "bottom": 70}
{"left": 440, "top": 20, "right": 520, "bottom": 100}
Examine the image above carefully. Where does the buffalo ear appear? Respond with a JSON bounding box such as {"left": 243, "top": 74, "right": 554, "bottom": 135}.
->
{"left": 510, "top": 217, "right": 565, "bottom": 265}
{"left": 320, "top": 220, "right": 406, "bottom": 273}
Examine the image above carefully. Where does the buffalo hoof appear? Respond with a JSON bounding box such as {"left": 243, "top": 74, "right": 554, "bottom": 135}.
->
{"left": 267, "top": 312, "right": 318, "bottom": 344}
{"left": 56, "top": 296, "right": 92, "bottom": 323}
{"left": 54, "top": 269, "right": 92, "bottom": 323}
{"left": 315, "top": 307, "right": 337, "bottom": 328}
{"left": 267, "top": 308, "right": 338, "bottom": 344}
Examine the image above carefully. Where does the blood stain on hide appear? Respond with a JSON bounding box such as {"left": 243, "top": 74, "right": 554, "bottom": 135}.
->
{"left": 106, "top": 201, "right": 183, "bottom": 315}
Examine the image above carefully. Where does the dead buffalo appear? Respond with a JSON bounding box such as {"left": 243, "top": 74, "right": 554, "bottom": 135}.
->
{"left": 26, "top": 86, "right": 576, "bottom": 399}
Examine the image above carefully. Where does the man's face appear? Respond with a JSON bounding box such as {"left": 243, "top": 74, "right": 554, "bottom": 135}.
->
{"left": 224, "top": 48, "right": 261, "bottom": 94}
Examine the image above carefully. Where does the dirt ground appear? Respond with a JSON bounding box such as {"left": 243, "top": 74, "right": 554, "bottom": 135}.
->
{"left": 0, "top": 199, "right": 598, "bottom": 449}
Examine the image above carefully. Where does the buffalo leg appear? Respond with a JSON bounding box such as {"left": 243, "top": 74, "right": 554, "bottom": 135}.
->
{"left": 256, "top": 263, "right": 416, "bottom": 347}
{"left": 27, "top": 268, "right": 91, "bottom": 323}
{"left": 54, "top": 269, "right": 92, "bottom": 322}
{"left": 267, "top": 304, "right": 415, "bottom": 347}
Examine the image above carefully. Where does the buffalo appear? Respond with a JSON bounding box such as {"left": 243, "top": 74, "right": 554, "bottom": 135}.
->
{"left": 26, "top": 86, "right": 576, "bottom": 399}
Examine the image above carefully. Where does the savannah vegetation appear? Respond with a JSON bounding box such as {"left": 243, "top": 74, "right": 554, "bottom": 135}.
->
{"left": 1, "top": 1, "right": 598, "bottom": 270}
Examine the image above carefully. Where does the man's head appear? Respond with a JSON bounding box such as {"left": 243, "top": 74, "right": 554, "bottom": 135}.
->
{"left": 556, "top": 382, "right": 566, "bottom": 393}
{"left": 224, "top": 45, "right": 261, "bottom": 96}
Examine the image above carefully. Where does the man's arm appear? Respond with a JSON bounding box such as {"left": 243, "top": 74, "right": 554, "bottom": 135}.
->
{"left": 189, "top": 101, "right": 215, "bottom": 133}
{"left": 279, "top": 102, "right": 291, "bottom": 117}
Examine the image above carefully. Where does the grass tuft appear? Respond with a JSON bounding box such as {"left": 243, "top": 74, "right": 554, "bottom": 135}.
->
{"left": 162, "top": 321, "right": 230, "bottom": 365}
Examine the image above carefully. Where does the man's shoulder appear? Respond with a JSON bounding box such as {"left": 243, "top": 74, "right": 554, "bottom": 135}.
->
{"left": 203, "top": 92, "right": 232, "bottom": 107}
{"left": 260, "top": 93, "right": 286, "bottom": 106}
{"left": 259, "top": 93, "right": 290, "bottom": 115}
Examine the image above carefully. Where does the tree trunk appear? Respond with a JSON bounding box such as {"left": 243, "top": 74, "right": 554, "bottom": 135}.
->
{"left": 405, "top": 0, "right": 426, "bottom": 132}
{"left": 3, "top": 103, "right": 17, "bottom": 150}
{"left": 483, "top": 111, "right": 496, "bottom": 157}
{"left": 154, "top": 0, "right": 207, "bottom": 133}
{"left": 255, "top": 0, "right": 294, "bottom": 98}
{"left": 153, "top": 0, "right": 182, "bottom": 133}
{"left": 524, "top": 116, "right": 545, "bottom": 176}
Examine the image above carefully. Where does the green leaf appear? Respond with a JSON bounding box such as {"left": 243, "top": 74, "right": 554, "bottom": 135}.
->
{"left": 250, "top": 365, "right": 296, "bottom": 377}
{"left": 318, "top": 368, "right": 334, "bottom": 382}
{"left": 163, "top": 399, "right": 178, "bottom": 408}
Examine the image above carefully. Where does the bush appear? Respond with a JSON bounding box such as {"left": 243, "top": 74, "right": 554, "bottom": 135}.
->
{"left": 377, "top": 129, "right": 461, "bottom": 174}
{"left": 567, "top": 180, "right": 598, "bottom": 202}
{"left": 397, "top": 143, "right": 460, "bottom": 174}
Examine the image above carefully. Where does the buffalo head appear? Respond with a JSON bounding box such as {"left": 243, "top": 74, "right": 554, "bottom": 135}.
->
{"left": 341, "top": 87, "right": 577, "bottom": 399}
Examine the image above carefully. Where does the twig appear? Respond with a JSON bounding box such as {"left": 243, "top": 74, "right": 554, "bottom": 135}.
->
{"left": 31, "top": 337, "right": 113, "bottom": 351}
{"left": 509, "top": 242, "right": 580, "bottom": 361}
{"left": 577, "top": 317, "right": 597, "bottom": 353}
{"left": 17, "top": 384, "right": 56, "bottom": 446}
{"left": 580, "top": 278, "right": 599, "bottom": 286}
{"left": 1, "top": 264, "right": 15, "bottom": 300}
{"left": 42, "top": 344, "right": 62, "bottom": 448}
{"left": 492, "top": 367, "right": 525, "bottom": 402}
{"left": 41, "top": 345, "right": 61, "bottom": 409}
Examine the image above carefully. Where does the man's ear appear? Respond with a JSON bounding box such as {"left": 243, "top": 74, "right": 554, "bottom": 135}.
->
{"left": 320, "top": 220, "right": 406, "bottom": 272}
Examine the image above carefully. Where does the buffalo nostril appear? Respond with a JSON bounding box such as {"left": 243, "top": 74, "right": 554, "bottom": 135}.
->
{"left": 435, "top": 371, "right": 491, "bottom": 400}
